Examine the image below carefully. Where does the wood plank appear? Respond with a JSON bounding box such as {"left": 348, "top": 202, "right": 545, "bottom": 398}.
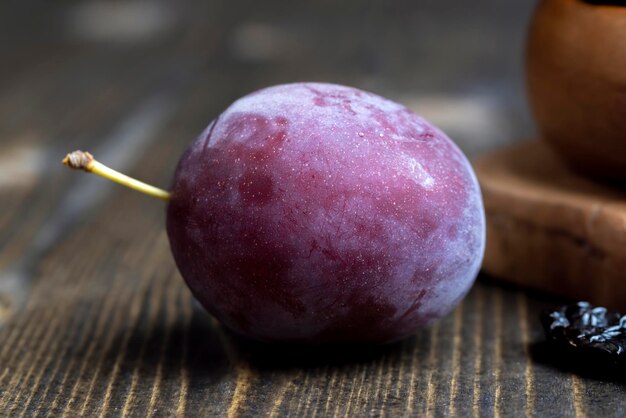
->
{"left": 5, "top": 190, "right": 626, "bottom": 417}
{"left": 475, "top": 140, "right": 626, "bottom": 309}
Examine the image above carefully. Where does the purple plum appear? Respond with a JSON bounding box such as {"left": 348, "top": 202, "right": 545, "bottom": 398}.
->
{"left": 166, "top": 82, "right": 485, "bottom": 344}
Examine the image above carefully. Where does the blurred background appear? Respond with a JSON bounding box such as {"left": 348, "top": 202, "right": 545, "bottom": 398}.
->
{"left": 1, "top": 0, "right": 537, "bottom": 288}
{"left": 1, "top": 0, "right": 535, "bottom": 169}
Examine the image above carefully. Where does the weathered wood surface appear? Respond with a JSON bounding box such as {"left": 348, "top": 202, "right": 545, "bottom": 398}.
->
{"left": 2, "top": 1, "right": 626, "bottom": 416}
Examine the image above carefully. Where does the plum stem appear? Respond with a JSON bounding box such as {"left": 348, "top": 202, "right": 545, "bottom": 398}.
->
{"left": 62, "top": 150, "right": 171, "bottom": 201}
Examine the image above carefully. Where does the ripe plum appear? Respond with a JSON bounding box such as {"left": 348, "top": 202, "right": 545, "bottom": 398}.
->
{"left": 166, "top": 83, "right": 485, "bottom": 343}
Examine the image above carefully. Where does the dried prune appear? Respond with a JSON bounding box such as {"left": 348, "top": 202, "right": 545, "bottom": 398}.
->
{"left": 541, "top": 302, "right": 626, "bottom": 368}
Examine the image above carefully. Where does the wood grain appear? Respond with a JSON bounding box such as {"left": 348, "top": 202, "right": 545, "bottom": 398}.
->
{"left": 475, "top": 140, "right": 626, "bottom": 309}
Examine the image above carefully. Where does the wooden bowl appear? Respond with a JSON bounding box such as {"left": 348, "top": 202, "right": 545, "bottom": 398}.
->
{"left": 526, "top": 0, "right": 626, "bottom": 181}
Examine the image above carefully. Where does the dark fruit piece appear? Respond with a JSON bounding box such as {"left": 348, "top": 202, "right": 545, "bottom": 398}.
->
{"left": 541, "top": 302, "right": 626, "bottom": 369}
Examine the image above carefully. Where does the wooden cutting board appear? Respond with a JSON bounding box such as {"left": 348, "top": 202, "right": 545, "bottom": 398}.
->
{"left": 475, "top": 140, "right": 626, "bottom": 309}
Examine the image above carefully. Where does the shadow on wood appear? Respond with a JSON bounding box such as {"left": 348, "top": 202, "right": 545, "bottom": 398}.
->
{"left": 529, "top": 341, "right": 626, "bottom": 384}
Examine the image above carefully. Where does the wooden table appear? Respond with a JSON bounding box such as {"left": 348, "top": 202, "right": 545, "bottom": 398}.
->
{"left": 2, "top": 1, "right": 625, "bottom": 416}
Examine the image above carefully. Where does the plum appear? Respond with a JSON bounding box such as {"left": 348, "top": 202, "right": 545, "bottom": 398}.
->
{"left": 63, "top": 82, "right": 485, "bottom": 344}
{"left": 165, "top": 83, "right": 485, "bottom": 343}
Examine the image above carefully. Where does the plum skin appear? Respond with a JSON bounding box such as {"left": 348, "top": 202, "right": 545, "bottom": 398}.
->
{"left": 166, "top": 82, "right": 485, "bottom": 344}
